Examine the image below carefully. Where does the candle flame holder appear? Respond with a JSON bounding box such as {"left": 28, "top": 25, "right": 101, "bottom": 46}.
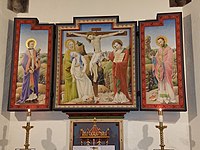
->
{"left": 22, "top": 122, "right": 34, "bottom": 150}
{"left": 155, "top": 122, "right": 167, "bottom": 150}
{"left": 15, "top": 110, "right": 35, "bottom": 150}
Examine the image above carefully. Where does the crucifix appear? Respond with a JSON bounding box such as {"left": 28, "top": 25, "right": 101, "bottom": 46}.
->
{"left": 66, "top": 28, "right": 127, "bottom": 54}
{"left": 66, "top": 28, "right": 127, "bottom": 37}
{"left": 66, "top": 28, "right": 127, "bottom": 102}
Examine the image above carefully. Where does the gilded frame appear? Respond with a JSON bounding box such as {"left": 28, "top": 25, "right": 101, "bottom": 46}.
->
{"left": 54, "top": 16, "right": 138, "bottom": 112}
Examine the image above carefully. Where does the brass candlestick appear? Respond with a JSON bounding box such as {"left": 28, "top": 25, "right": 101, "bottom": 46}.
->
{"left": 156, "top": 109, "right": 167, "bottom": 150}
{"left": 156, "top": 122, "right": 167, "bottom": 150}
{"left": 22, "top": 109, "right": 34, "bottom": 150}
{"left": 22, "top": 122, "right": 34, "bottom": 150}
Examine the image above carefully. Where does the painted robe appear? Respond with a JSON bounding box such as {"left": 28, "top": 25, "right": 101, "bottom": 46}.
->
{"left": 153, "top": 45, "right": 175, "bottom": 102}
{"left": 70, "top": 53, "right": 94, "bottom": 100}
{"left": 109, "top": 48, "right": 130, "bottom": 101}
{"left": 63, "top": 50, "right": 78, "bottom": 102}
{"left": 18, "top": 49, "right": 39, "bottom": 103}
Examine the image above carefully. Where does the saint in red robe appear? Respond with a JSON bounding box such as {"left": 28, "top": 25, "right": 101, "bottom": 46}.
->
{"left": 109, "top": 48, "right": 130, "bottom": 100}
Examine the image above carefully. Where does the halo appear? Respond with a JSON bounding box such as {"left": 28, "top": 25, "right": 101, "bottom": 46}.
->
{"left": 156, "top": 35, "right": 168, "bottom": 46}
{"left": 112, "top": 39, "right": 123, "bottom": 49}
{"left": 86, "top": 31, "right": 96, "bottom": 36}
{"left": 26, "top": 38, "right": 37, "bottom": 48}
{"left": 65, "top": 39, "right": 75, "bottom": 50}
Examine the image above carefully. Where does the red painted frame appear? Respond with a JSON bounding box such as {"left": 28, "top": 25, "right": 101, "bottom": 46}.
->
{"left": 139, "top": 12, "right": 186, "bottom": 111}
{"left": 8, "top": 18, "right": 54, "bottom": 111}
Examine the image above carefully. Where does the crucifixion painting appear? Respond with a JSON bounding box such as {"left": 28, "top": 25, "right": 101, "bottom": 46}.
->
{"left": 67, "top": 28, "right": 127, "bottom": 102}
{"left": 54, "top": 16, "right": 137, "bottom": 111}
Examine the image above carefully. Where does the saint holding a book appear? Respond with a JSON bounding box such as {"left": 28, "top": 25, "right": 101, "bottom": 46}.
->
{"left": 108, "top": 39, "right": 130, "bottom": 103}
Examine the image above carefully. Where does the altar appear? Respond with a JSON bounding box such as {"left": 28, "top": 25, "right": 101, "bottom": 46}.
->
{"left": 73, "top": 145, "right": 115, "bottom": 150}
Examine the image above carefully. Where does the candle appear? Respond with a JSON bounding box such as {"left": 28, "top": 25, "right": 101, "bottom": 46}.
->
{"left": 158, "top": 108, "right": 163, "bottom": 123}
{"left": 26, "top": 109, "right": 31, "bottom": 123}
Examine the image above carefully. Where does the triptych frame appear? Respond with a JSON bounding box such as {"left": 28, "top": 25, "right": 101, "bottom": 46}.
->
{"left": 7, "top": 12, "right": 186, "bottom": 111}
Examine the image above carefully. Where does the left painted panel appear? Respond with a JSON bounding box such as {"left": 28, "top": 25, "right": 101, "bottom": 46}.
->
{"left": 8, "top": 18, "right": 54, "bottom": 111}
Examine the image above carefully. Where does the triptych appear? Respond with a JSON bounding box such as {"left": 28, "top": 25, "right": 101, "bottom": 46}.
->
{"left": 7, "top": 12, "right": 186, "bottom": 112}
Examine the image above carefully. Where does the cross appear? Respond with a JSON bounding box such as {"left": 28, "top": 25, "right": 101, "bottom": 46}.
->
{"left": 66, "top": 28, "right": 127, "bottom": 37}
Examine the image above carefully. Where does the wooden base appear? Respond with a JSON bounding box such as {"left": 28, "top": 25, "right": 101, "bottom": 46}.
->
{"left": 153, "top": 148, "right": 175, "bottom": 150}
{"left": 65, "top": 111, "right": 127, "bottom": 119}
{"left": 15, "top": 148, "right": 36, "bottom": 150}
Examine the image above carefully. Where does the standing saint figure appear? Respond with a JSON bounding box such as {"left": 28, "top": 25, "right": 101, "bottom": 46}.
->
{"left": 68, "top": 30, "right": 124, "bottom": 102}
{"left": 70, "top": 52, "right": 94, "bottom": 101}
{"left": 152, "top": 35, "right": 176, "bottom": 103}
{"left": 63, "top": 39, "right": 78, "bottom": 103}
{"left": 17, "top": 38, "right": 40, "bottom": 103}
{"left": 108, "top": 39, "right": 130, "bottom": 103}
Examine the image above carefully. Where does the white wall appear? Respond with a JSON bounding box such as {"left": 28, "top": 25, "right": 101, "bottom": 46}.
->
{"left": 19, "top": 0, "right": 181, "bottom": 23}
{"left": 0, "top": 0, "right": 16, "bottom": 149}
{"left": 183, "top": 0, "right": 200, "bottom": 149}
{"left": 0, "top": 0, "right": 196, "bottom": 149}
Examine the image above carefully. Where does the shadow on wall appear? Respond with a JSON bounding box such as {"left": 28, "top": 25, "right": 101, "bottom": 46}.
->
{"left": 189, "top": 125, "right": 195, "bottom": 149}
{"left": 137, "top": 124, "right": 153, "bottom": 150}
{"left": 1, "top": 20, "right": 14, "bottom": 120}
{"left": 41, "top": 128, "right": 57, "bottom": 150}
{"left": 0, "top": 126, "right": 8, "bottom": 150}
{"left": 184, "top": 15, "right": 197, "bottom": 122}
{"left": 62, "top": 145, "right": 68, "bottom": 150}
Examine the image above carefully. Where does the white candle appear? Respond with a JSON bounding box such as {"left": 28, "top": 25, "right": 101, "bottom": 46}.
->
{"left": 158, "top": 108, "right": 163, "bottom": 123}
{"left": 26, "top": 109, "right": 31, "bottom": 123}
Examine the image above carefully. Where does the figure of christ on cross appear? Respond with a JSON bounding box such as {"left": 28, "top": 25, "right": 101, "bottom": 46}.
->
{"left": 67, "top": 28, "right": 126, "bottom": 102}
